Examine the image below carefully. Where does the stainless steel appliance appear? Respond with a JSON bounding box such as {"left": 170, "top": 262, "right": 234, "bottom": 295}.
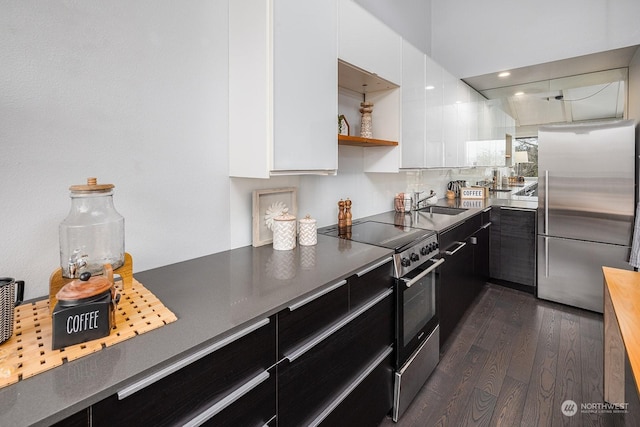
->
{"left": 537, "top": 120, "right": 637, "bottom": 313}
{"left": 317, "top": 220, "right": 442, "bottom": 422}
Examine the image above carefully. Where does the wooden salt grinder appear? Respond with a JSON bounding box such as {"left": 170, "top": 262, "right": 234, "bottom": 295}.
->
{"left": 345, "top": 198, "right": 352, "bottom": 226}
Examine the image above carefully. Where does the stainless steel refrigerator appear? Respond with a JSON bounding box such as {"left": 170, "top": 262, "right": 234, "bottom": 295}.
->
{"left": 537, "top": 120, "right": 637, "bottom": 313}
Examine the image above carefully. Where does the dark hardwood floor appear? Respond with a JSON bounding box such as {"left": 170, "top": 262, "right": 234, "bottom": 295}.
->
{"left": 380, "top": 283, "right": 639, "bottom": 427}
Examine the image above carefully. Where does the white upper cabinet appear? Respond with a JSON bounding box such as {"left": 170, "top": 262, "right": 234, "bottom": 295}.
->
{"left": 337, "top": 0, "right": 401, "bottom": 173}
{"left": 229, "top": 0, "right": 338, "bottom": 178}
{"left": 401, "top": 40, "right": 427, "bottom": 168}
{"left": 338, "top": 0, "right": 402, "bottom": 86}
{"left": 442, "top": 69, "right": 459, "bottom": 167}
{"left": 425, "top": 56, "right": 444, "bottom": 168}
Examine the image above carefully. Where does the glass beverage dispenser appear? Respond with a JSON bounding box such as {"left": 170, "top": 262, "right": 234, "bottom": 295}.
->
{"left": 59, "top": 178, "right": 125, "bottom": 278}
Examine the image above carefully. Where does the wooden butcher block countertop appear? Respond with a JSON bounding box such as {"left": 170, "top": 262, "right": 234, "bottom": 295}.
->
{"left": 603, "top": 266, "right": 640, "bottom": 398}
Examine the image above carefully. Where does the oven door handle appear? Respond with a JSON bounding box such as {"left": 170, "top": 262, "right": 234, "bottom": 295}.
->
{"left": 401, "top": 258, "right": 445, "bottom": 288}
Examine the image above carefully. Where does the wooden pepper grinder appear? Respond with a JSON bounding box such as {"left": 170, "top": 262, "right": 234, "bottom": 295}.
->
{"left": 345, "top": 198, "right": 352, "bottom": 226}
{"left": 338, "top": 199, "right": 346, "bottom": 228}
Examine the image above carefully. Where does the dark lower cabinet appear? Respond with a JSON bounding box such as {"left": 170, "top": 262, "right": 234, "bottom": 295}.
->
{"left": 439, "top": 233, "right": 475, "bottom": 346}
{"left": 318, "top": 350, "right": 394, "bottom": 427}
{"left": 51, "top": 409, "right": 89, "bottom": 427}
{"left": 278, "top": 291, "right": 394, "bottom": 427}
{"left": 438, "top": 212, "right": 489, "bottom": 347}
{"left": 92, "top": 317, "right": 276, "bottom": 427}
{"left": 490, "top": 206, "right": 536, "bottom": 292}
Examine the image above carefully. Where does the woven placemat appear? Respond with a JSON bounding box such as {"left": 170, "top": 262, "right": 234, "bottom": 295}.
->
{"left": 0, "top": 279, "right": 177, "bottom": 389}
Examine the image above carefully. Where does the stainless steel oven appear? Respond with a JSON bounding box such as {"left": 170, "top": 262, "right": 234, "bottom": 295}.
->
{"left": 317, "top": 220, "right": 442, "bottom": 422}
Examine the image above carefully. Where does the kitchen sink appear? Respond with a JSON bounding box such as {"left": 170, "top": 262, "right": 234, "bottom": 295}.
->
{"left": 419, "top": 206, "right": 468, "bottom": 215}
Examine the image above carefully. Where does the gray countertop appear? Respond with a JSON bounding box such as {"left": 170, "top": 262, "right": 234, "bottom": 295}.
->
{"left": 365, "top": 182, "right": 538, "bottom": 233}
{"left": 0, "top": 235, "right": 392, "bottom": 427}
{"left": 0, "top": 183, "right": 538, "bottom": 426}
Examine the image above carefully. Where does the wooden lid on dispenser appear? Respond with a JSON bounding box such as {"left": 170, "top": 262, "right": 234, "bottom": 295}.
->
{"left": 69, "top": 177, "right": 114, "bottom": 193}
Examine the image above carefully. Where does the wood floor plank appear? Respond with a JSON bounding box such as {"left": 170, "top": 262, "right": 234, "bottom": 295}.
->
{"left": 552, "top": 311, "right": 583, "bottom": 426}
{"left": 430, "top": 345, "right": 489, "bottom": 427}
{"left": 506, "top": 310, "right": 543, "bottom": 384}
{"left": 458, "top": 387, "right": 497, "bottom": 427}
{"left": 475, "top": 321, "right": 518, "bottom": 397}
{"left": 520, "top": 306, "right": 561, "bottom": 427}
{"left": 488, "top": 375, "right": 527, "bottom": 426}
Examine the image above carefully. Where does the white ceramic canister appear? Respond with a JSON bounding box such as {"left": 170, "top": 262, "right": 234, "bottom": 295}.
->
{"left": 273, "top": 213, "right": 297, "bottom": 250}
{"left": 298, "top": 214, "right": 317, "bottom": 246}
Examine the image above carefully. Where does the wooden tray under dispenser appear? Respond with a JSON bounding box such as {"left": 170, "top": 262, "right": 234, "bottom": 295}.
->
{"left": 49, "top": 253, "right": 133, "bottom": 315}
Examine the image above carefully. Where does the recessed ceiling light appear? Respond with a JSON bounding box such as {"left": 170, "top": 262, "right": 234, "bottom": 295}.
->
{"left": 425, "top": 85, "right": 435, "bottom": 90}
{"left": 514, "top": 91, "right": 524, "bottom": 96}
{"left": 498, "top": 72, "right": 511, "bottom": 78}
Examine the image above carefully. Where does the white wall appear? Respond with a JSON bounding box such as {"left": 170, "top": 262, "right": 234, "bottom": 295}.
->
{"left": 1, "top": 1, "right": 230, "bottom": 299}
{"left": 432, "top": 0, "right": 640, "bottom": 78}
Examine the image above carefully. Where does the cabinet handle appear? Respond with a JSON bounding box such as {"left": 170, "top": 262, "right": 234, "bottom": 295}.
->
{"left": 117, "top": 318, "right": 270, "bottom": 400}
{"left": 500, "top": 206, "right": 534, "bottom": 212}
{"left": 444, "top": 241, "right": 466, "bottom": 256}
{"left": 183, "top": 370, "right": 271, "bottom": 427}
{"left": 288, "top": 279, "right": 348, "bottom": 311}
{"left": 307, "top": 346, "right": 393, "bottom": 427}
{"left": 482, "top": 207, "right": 492, "bottom": 213}
{"left": 284, "top": 288, "right": 393, "bottom": 363}
{"left": 481, "top": 222, "right": 492, "bottom": 229}
{"left": 401, "top": 258, "right": 444, "bottom": 288}
{"left": 356, "top": 256, "right": 393, "bottom": 277}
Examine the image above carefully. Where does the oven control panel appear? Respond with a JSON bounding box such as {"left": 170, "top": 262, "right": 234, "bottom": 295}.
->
{"left": 393, "top": 233, "right": 439, "bottom": 278}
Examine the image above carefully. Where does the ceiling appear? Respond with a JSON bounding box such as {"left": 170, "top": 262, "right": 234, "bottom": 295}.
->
{"left": 463, "top": 45, "right": 639, "bottom": 136}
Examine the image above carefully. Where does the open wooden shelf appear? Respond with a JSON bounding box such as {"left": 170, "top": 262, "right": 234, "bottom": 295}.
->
{"left": 338, "top": 135, "right": 398, "bottom": 147}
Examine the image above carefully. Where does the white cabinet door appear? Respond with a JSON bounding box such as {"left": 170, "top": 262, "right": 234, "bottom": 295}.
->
{"left": 229, "top": 0, "right": 338, "bottom": 178}
{"left": 401, "top": 40, "right": 426, "bottom": 168}
{"left": 455, "top": 81, "right": 471, "bottom": 167}
{"left": 338, "top": 0, "right": 402, "bottom": 85}
{"left": 273, "top": 0, "right": 338, "bottom": 172}
{"left": 442, "top": 69, "right": 459, "bottom": 167}
{"left": 425, "top": 56, "right": 444, "bottom": 168}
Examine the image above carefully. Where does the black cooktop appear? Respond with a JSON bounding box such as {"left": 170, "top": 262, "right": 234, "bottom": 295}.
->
{"left": 317, "top": 220, "right": 435, "bottom": 252}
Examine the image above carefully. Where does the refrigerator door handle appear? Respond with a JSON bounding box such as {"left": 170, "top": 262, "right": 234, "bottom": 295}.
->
{"left": 544, "top": 170, "right": 549, "bottom": 236}
{"left": 543, "top": 236, "right": 549, "bottom": 277}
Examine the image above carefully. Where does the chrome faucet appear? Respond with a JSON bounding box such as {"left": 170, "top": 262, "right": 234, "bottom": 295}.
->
{"left": 413, "top": 190, "right": 437, "bottom": 210}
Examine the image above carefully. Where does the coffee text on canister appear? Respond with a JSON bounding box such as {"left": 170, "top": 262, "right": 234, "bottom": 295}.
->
{"left": 66, "top": 310, "right": 100, "bottom": 334}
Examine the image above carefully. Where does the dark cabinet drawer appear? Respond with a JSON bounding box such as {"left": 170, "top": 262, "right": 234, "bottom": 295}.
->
{"left": 349, "top": 257, "right": 394, "bottom": 308}
{"left": 318, "top": 348, "right": 394, "bottom": 427}
{"left": 278, "top": 279, "right": 349, "bottom": 359}
{"left": 92, "top": 317, "right": 276, "bottom": 427}
{"left": 278, "top": 291, "right": 394, "bottom": 427}
{"left": 51, "top": 409, "right": 89, "bottom": 427}
{"left": 439, "top": 213, "right": 481, "bottom": 250}
{"left": 200, "top": 366, "right": 276, "bottom": 427}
